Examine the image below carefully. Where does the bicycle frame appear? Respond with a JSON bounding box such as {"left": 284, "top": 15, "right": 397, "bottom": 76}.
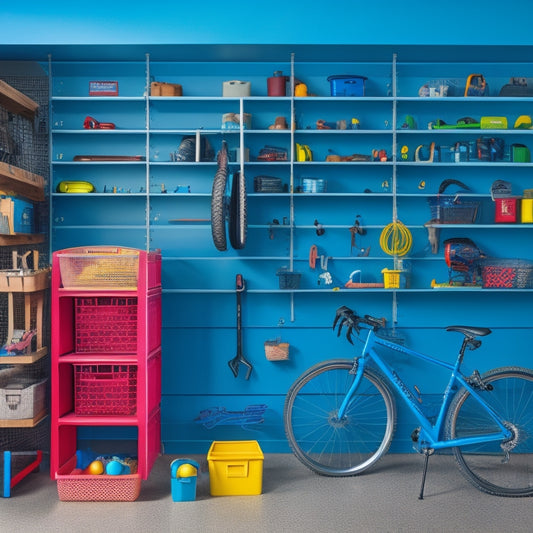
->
{"left": 338, "top": 325, "right": 513, "bottom": 452}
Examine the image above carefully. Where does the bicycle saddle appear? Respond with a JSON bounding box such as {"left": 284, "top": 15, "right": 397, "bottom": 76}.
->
{"left": 446, "top": 325, "right": 491, "bottom": 338}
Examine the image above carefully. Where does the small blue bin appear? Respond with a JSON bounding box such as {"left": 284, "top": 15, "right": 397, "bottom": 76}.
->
{"left": 327, "top": 75, "right": 367, "bottom": 96}
{"left": 1, "top": 197, "right": 34, "bottom": 234}
{"left": 171, "top": 458, "right": 200, "bottom": 502}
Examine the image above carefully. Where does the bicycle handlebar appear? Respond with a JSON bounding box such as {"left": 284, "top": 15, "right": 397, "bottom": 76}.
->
{"left": 333, "top": 306, "right": 386, "bottom": 344}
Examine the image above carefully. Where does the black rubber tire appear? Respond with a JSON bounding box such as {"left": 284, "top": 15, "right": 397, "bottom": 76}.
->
{"left": 211, "top": 142, "right": 229, "bottom": 251}
{"left": 284, "top": 359, "right": 396, "bottom": 476}
{"left": 446, "top": 366, "right": 533, "bottom": 497}
{"left": 229, "top": 170, "right": 247, "bottom": 250}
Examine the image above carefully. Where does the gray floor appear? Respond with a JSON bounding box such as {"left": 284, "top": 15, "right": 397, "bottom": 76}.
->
{"left": 1, "top": 453, "right": 531, "bottom": 533}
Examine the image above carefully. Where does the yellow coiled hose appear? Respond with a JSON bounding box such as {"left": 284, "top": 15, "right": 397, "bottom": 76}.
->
{"left": 379, "top": 220, "right": 412, "bottom": 256}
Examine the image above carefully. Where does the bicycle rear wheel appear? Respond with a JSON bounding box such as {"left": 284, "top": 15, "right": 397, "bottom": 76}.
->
{"left": 446, "top": 366, "right": 533, "bottom": 497}
{"left": 284, "top": 359, "right": 396, "bottom": 476}
{"left": 228, "top": 170, "right": 247, "bottom": 250}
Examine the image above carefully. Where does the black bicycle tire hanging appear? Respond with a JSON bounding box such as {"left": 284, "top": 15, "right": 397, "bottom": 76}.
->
{"left": 211, "top": 141, "right": 229, "bottom": 251}
{"left": 211, "top": 140, "right": 247, "bottom": 251}
{"left": 229, "top": 170, "right": 247, "bottom": 250}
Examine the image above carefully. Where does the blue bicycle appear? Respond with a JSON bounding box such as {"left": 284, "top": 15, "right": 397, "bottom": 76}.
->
{"left": 284, "top": 306, "right": 533, "bottom": 498}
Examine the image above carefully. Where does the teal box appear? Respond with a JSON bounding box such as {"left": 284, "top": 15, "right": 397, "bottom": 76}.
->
{"left": 12, "top": 198, "right": 34, "bottom": 233}
{"left": 171, "top": 458, "right": 199, "bottom": 502}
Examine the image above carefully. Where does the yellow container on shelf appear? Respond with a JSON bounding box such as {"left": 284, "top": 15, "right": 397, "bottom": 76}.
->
{"left": 382, "top": 268, "right": 401, "bottom": 289}
{"left": 207, "top": 440, "right": 264, "bottom": 496}
{"left": 521, "top": 198, "right": 533, "bottom": 223}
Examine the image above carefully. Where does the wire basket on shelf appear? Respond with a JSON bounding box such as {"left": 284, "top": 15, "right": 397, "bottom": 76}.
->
{"left": 428, "top": 196, "right": 480, "bottom": 224}
{"left": 277, "top": 269, "right": 301, "bottom": 290}
{"left": 59, "top": 249, "right": 139, "bottom": 289}
{"left": 254, "top": 176, "right": 283, "bottom": 193}
{"left": 74, "top": 364, "right": 137, "bottom": 416}
{"left": 480, "top": 258, "right": 533, "bottom": 289}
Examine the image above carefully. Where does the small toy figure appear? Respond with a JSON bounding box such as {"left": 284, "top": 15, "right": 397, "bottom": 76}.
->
{"left": 0, "top": 329, "right": 36, "bottom": 355}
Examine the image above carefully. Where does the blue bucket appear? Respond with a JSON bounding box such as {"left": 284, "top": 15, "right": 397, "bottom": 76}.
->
{"left": 171, "top": 458, "right": 200, "bottom": 502}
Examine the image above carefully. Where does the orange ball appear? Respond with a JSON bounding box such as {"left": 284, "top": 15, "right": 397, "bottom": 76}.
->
{"left": 85, "top": 460, "right": 104, "bottom": 475}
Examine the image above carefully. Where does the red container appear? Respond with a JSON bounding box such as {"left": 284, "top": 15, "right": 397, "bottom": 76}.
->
{"left": 75, "top": 297, "right": 138, "bottom": 353}
{"left": 74, "top": 364, "right": 137, "bottom": 416}
{"left": 267, "top": 71, "right": 288, "bottom": 96}
{"left": 495, "top": 197, "right": 521, "bottom": 223}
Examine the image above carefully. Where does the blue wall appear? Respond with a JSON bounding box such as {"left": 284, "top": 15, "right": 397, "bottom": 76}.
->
{"left": 4, "top": 0, "right": 533, "bottom": 46}
{"left": 5, "top": 1, "right": 533, "bottom": 456}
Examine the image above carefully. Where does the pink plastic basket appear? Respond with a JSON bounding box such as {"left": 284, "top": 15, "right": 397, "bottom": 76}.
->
{"left": 57, "top": 472, "right": 141, "bottom": 501}
{"left": 56, "top": 454, "right": 141, "bottom": 501}
{"left": 75, "top": 297, "right": 138, "bottom": 353}
{"left": 74, "top": 364, "right": 137, "bottom": 416}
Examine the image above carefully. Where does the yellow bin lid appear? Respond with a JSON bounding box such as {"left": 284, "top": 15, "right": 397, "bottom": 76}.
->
{"left": 207, "top": 440, "right": 264, "bottom": 460}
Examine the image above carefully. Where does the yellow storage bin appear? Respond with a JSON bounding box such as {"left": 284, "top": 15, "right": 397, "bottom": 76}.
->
{"left": 207, "top": 440, "right": 264, "bottom": 496}
{"left": 382, "top": 268, "right": 400, "bottom": 289}
{"left": 381, "top": 268, "right": 410, "bottom": 289}
{"left": 521, "top": 198, "right": 533, "bottom": 223}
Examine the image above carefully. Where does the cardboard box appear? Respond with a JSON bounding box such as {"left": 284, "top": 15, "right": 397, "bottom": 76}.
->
{"left": 151, "top": 82, "right": 182, "bottom": 96}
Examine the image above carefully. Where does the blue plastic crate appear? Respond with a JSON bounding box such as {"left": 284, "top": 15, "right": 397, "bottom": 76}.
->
{"left": 327, "top": 75, "right": 367, "bottom": 96}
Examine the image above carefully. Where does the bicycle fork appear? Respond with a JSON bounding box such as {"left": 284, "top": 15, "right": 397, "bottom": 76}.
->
{"left": 336, "top": 357, "right": 366, "bottom": 421}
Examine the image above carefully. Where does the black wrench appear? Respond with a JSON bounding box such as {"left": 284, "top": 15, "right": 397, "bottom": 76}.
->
{"left": 228, "top": 274, "right": 253, "bottom": 379}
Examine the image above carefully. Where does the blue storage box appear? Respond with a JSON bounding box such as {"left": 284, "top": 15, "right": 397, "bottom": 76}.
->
{"left": 0, "top": 197, "right": 35, "bottom": 235}
{"left": 327, "top": 75, "right": 367, "bottom": 96}
{"left": 12, "top": 198, "right": 34, "bottom": 233}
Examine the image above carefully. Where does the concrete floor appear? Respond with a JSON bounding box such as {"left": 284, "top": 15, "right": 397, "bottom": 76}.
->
{"left": 1, "top": 453, "right": 532, "bottom": 533}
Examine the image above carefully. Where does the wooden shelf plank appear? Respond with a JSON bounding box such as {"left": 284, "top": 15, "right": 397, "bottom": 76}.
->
{"left": 0, "top": 162, "right": 45, "bottom": 202}
{"left": 0, "top": 233, "right": 45, "bottom": 246}
{"left": 0, "top": 347, "right": 47, "bottom": 365}
{"left": 0, "top": 268, "right": 50, "bottom": 293}
{"left": 0, "top": 409, "right": 47, "bottom": 428}
{"left": 0, "top": 80, "right": 39, "bottom": 120}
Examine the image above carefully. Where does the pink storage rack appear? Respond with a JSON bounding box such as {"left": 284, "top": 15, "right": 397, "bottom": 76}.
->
{"left": 50, "top": 246, "right": 162, "bottom": 501}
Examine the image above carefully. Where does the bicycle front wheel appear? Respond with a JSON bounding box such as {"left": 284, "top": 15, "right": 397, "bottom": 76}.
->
{"left": 211, "top": 141, "right": 229, "bottom": 251}
{"left": 284, "top": 359, "right": 396, "bottom": 476}
{"left": 446, "top": 366, "right": 533, "bottom": 497}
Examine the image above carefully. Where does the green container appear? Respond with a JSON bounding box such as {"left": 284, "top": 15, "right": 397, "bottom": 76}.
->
{"left": 512, "top": 144, "right": 531, "bottom": 162}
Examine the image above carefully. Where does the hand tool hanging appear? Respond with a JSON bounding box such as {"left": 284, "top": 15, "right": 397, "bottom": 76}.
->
{"left": 228, "top": 274, "right": 253, "bottom": 380}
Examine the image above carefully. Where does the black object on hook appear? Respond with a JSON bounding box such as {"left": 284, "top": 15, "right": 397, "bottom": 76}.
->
{"left": 268, "top": 218, "right": 280, "bottom": 240}
{"left": 314, "top": 219, "right": 325, "bottom": 236}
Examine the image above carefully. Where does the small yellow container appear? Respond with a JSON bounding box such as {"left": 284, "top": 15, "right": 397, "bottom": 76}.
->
{"left": 521, "top": 198, "right": 533, "bottom": 223}
{"left": 207, "top": 440, "right": 264, "bottom": 496}
{"left": 382, "top": 268, "right": 401, "bottom": 289}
